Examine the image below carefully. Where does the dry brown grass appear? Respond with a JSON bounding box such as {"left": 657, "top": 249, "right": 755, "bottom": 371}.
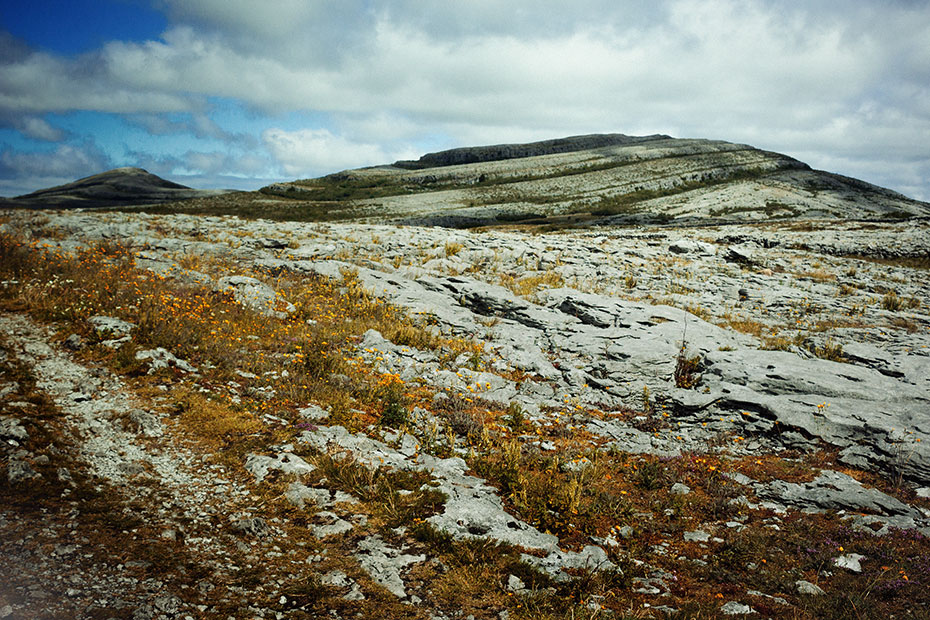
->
{"left": 720, "top": 315, "right": 766, "bottom": 336}
{"left": 888, "top": 316, "right": 920, "bottom": 333}
{"left": 882, "top": 290, "right": 904, "bottom": 311}
{"left": 499, "top": 271, "right": 564, "bottom": 298}
{"left": 685, "top": 303, "right": 712, "bottom": 321}
{"left": 760, "top": 334, "right": 794, "bottom": 351}
{"left": 173, "top": 388, "right": 263, "bottom": 448}
{"left": 430, "top": 564, "right": 509, "bottom": 614}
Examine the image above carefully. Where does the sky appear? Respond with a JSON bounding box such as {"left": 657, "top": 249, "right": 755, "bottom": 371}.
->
{"left": 1, "top": 0, "right": 928, "bottom": 200}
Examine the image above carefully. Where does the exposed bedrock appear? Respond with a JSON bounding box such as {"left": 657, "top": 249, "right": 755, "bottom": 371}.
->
{"left": 257, "top": 256, "right": 930, "bottom": 484}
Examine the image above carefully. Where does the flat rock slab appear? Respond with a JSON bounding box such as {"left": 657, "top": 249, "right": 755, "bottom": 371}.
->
{"left": 216, "top": 275, "right": 295, "bottom": 318}
{"left": 354, "top": 535, "right": 424, "bottom": 598}
{"left": 135, "top": 348, "right": 197, "bottom": 373}
{"left": 244, "top": 452, "right": 315, "bottom": 483}
{"left": 757, "top": 470, "right": 923, "bottom": 519}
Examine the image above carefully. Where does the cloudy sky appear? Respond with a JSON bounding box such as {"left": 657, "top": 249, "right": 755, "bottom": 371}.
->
{"left": 1, "top": 0, "right": 928, "bottom": 200}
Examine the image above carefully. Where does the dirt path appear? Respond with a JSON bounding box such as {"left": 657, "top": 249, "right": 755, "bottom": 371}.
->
{"left": 0, "top": 313, "right": 308, "bottom": 619}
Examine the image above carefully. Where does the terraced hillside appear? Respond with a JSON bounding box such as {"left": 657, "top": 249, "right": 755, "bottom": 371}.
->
{"left": 246, "top": 134, "right": 930, "bottom": 227}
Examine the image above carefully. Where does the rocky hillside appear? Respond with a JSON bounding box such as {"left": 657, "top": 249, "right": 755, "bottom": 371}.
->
{"left": 392, "top": 133, "right": 670, "bottom": 169}
{"left": 1, "top": 206, "right": 929, "bottom": 619}
{"left": 0, "top": 167, "right": 231, "bottom": 209}
{"left": 250, "top": 134, "right": 930, "bottom": 227}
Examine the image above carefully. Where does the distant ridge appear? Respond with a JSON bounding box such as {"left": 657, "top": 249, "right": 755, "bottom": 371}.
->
{"left": 393, "top": 133, "right": 670, "bottom": 169}
{"left": 18, "top": 133, "right": 926, "bottom": 226}
{"left": 2, "top": 167, "right": 231, "bottom": 209}
{"left": 250, "top": 132, "right": 930, "bottom": 226}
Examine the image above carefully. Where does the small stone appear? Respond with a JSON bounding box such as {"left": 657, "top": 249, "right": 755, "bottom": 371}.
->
{"left": 506, "top": 574, "right": 525, "bottom": 592}
{"left": 670, "top": 482, "right": 691, "bottom": 495}
{"left": 0, "top": 417, "right": 29, "bottom": 441}
{"left": 7, "top": 459, "right": 40, "bottom": 483}
{"left": 322, "top": 570, "right": 351, "bottom": 587}
{"left": 129, "top": 409, "right": 164, "bottom": 437}
{"left": 89, "top": 315, "right": 135, "bottom": 337}
{"left": 834, "top": 553, "right": 866, "bottom": 573}
{"left": 232, "top": 516, "right": 268, "bottom": 538}
{"left": 135, "top": 347, "right": 197, "bottom": 373}
{"left": 245, "top": 452, "right": 315, "bottom": 483}
{"left": 154, "top": 595, "right": 182, "bottom": 614}
{"left": 683, "top": 530, "right": 710, "bottom": 542}
{"left": 0, "top": 605, "right": 12, "bottom": 618}
{"left": 298, "top": 404, "right": 329, "bottom": 421}
{"left": 796, "top": 580, "right": 825, "bottom": 596}
{"left": 721, "top": 601, "right": 755, "bottom": 615}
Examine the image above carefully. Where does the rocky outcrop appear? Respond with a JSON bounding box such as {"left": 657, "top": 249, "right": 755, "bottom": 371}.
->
{"left": 4, "top": 207, "right": 930, "bottom": 618}
{"left": 13, "top": 208, "right": 930, "bottom": 487}
{"left": 392, "top": 133, "right": 669, "bottom": 168}
{"left": 250, "top": 134, "right": 930, "bottom": 225}
{"left": 216, "top": 275, "right": 296, "bottom": 318}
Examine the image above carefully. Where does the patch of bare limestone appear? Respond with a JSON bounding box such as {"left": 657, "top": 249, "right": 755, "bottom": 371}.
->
{"left": 4, "top": 207, "right": 930, "bottom": 618}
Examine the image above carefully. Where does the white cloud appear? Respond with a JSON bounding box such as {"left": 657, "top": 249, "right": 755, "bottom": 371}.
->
{"left": 130, "top": 112, "right": 257, "bottom": 147}
{"left": 0, "top": 142, "right": 110, "bottom": 195}
{"left": 262, "top": 128, "right": 392, "bottom": 177}
{"left": 126, "top": 148, "right": 273, "bottom": 179}
{"left": 0, "top": 48, "right": 192, "bottom": 113}
{"left": 16, "top": 117, "right": 67, "bottom": 141}
{"left": 180, "top": 150, "right": 271, "bottom": 176}
{"left": 1, "top": 143, "right": 107, "bottom": 178}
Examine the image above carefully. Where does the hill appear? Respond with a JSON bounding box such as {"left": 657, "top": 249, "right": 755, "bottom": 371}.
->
{"left": 249, "top": 133, "right": 930, "bottom": 227}
{"left": 0, "top": 167, "right": 232, "bottom": 209}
